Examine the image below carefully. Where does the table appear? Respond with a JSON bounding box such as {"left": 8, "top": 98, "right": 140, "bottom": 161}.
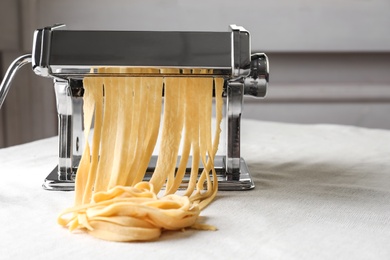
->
{"left": 1, "top": 120, "right": 390, "bottom": 259}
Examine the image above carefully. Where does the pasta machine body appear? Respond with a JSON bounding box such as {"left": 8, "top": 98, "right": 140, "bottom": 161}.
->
{"left": 0, "top": 24, "right": 269, "bottom": 191}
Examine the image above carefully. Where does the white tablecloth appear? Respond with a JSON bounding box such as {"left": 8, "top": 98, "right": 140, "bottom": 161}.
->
{"left": 1, "top": 120, "right": 390, "bottom": 259}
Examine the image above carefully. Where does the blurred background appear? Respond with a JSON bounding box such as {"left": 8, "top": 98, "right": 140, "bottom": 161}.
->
{"left": 1, "top": 0, "right": 390, "bottom": 147}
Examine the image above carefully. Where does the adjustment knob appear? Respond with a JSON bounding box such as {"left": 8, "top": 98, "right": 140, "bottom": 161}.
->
{"left": 243, "top": 53, "right": 269, "bottom": 98}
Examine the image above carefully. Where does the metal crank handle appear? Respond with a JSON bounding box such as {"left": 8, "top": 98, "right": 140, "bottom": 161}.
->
{"left": 0, "top": 54, "right": 32, "bottom": 109}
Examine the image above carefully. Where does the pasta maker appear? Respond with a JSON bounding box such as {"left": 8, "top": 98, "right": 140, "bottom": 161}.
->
{"left": 0, "top": 24, "right": 269, "bottom": 191}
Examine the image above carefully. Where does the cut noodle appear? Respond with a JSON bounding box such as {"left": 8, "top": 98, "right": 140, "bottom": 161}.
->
{"left": 58, "top": 68, "right": 224, "bottom": 241}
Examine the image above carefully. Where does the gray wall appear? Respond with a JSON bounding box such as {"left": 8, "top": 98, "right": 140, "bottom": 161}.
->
{"left": 1, "top": 0, "right": 390, "bottom": 147}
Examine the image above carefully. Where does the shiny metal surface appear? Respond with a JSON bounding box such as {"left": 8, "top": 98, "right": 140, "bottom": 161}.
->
{"left": 0, "top": 54, "right": 32, "bottom": 109}
{"left": 226, "top": 81, "right": 244, "bottom": 177}
{"left": 32, "top": 24, "right": 65, "bottom": 77}
{"left": 230, "top": 25, "right": 251, "bottom": 78}
{"left": 43, "top": 156, "right": 254, "bottom": 191}
{"left": 32, "top": 25, "right": 236, "bottom": 78}
{"left": 31, "top": 24, "right": 252, "bottom": 80}
{"left": 54, "top": 79, "right": 83, "bottom": 181}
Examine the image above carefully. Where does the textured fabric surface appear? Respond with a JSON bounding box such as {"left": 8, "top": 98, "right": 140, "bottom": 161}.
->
{"left": 1, "top": 120, "right": 389, "bottom": 259}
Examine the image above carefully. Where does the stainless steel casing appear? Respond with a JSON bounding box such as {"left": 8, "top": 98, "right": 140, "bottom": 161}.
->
{"left": 24, "top": 24, "right": 269, "bottom": 190}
